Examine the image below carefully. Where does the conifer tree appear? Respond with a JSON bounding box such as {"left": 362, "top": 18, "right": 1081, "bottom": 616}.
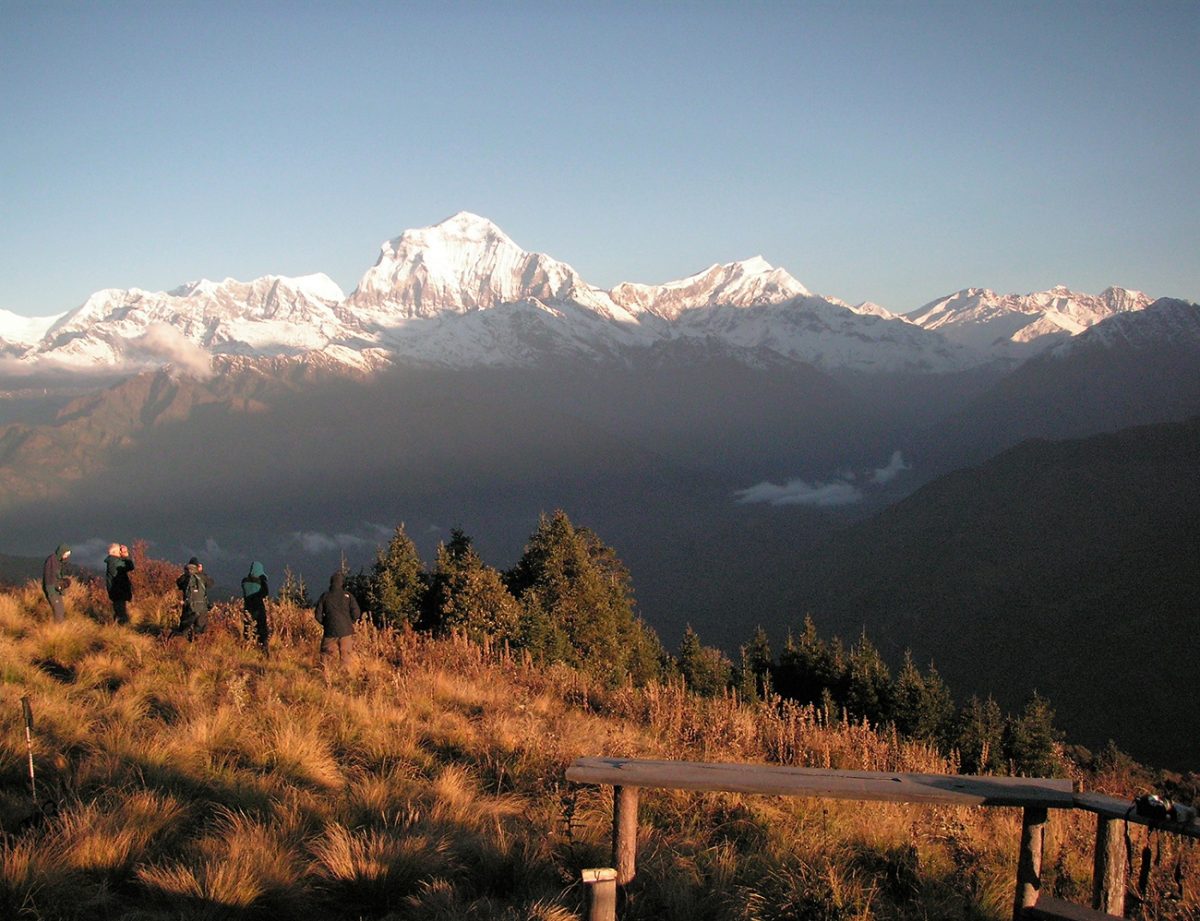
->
{"left": 367, "top": 524, "right": 426, "bottom": 628}
{"left": 1003, "top": 692, "right": 1062, "bottom": 777}
{"left": 506, "top": 510, "right": 664, "bottom": 683}
{"left": 955, "top": 695, "right": 1006, "bottom": 774}
{"left": 678, "top": 625, "right": 733, "bottom": 698}
{"left": 893, "top": 652, "right": 955, "bottom": 744}
{"left": 429, "top": 528, "right": 521, "bottom": 645}
{"left": 775, "top": 616, "right": 837, "bottom": 706}
{"left": 845, "top": 631, "right": 892, "bottom": 727}
{"left": 278, "top": 566, "right": 311, "bottom": 607}
{"left": 743, "top": 626, "right": 774, "bottom": 700}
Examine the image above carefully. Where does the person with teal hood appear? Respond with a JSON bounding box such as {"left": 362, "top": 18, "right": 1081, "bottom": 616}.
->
{"left": 41, "top": 544, "right": 71, "bottom": 623}
{"left": 241, "top": 561, "right": 270, "bottom": 656}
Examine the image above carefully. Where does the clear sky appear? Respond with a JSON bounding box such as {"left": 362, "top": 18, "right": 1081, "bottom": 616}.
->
{"left": 2, "top": 0, "right": 1197, "bottom": 318}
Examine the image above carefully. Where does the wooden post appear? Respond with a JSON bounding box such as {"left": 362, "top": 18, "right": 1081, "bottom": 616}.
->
{"left": 612, "top": 785, "right": 639, "bottom": 885}
{"left": 582, "top": 868, "right": 618, "bottom": 921}
{"left": 1013, "top": 806, "right": 1048, "bottom": 920}
{"left": 1091, "top": 815, "right": 1125, "bottom": 916}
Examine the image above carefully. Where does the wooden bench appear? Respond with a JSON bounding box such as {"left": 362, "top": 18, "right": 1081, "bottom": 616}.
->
{"left": 1022, "top": 895, "right": 1121, "bottom": 920}
{"left": 567, "top": 757, "right": 1200, "bottom": 921}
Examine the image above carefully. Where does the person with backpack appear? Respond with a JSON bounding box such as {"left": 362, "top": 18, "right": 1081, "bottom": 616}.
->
{"left": 169, "top": 557, "right": 213, "bottom": 641}
{"left": 41, "top": 544, "right": 72, "bottom": 623}
{"left": 241, "top": 561, "right": 270, "bottom": 656}
{"left": 104, "top": 543, "right": 135, "bottom": 625}
{"left": 313, "top": 571, "right": 361, "bottom": 669}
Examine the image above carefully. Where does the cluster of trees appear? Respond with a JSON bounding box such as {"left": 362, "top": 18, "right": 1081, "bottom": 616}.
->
{"left": 339, "top": 510, "right": 668, "bottom": 687}
{"left": 682, "top": 616, "right": 1062, "bottom": 776}
{"left": 336, "top": 511, "right": 1061, "bottom": 776}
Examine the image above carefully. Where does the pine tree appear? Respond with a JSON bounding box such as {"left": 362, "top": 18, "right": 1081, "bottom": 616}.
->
{"left": 678, "top": 625, "right": 732, "bottom": 698}
{"left": 845, "top": 631, "right": 892, "bottom": 727}
{"left": 739, "top": 628, "right": 777, "bottom": 700}
{"left": 367, "top": 524, "right": 426, "bottom": 628}
{"left": 893, "top": 652, "right": 955, "bottom": 744}
{"left": 506, "top": 510, "right": 664, "bottom": 683}
{"left": 775, "top": 615, "right": 837, "bottom": 706}
{"left": 1003, "top": 692, "right": 1062, "bottom": 777}
{"left": 278, "top": 566, "right": 311, "bottom": 607}
{"left": 955, "top": 695, "right": 1006, "bottom": 774}
{"left": 429, "top": 528, "right": 521, "bottom": 644}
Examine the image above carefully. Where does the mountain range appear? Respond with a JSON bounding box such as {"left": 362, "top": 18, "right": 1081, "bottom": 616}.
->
{"left": 0, "top": 212, "right": 1163, "bottom": 377}
{"left": 1, "top": 212, "right": 1197, "bottom": 770}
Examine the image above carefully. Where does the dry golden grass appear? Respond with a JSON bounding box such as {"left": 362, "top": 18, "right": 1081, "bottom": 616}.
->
{"left": 0, "top": 582, "right": 1192, "bottom": 921}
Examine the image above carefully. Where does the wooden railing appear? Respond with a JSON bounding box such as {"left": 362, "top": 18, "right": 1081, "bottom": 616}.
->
{"left": 566, "top": 756, "right": 1200, "bottom": 921}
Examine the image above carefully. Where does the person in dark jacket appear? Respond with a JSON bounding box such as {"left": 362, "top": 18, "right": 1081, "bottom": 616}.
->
{"left": 241, "top": 561, "right": 270, "bottom": 656}
{"left": 42, "top": 544, "right": 72, "bottom": 623}
{"left": 169, "top": 557, "right": 214, "bottom": 641}
{"left": 104, "top": 543, "right": 135, "bottom": 625}
{"left": 313, "top": 571, "right": 361, "bottom": 668}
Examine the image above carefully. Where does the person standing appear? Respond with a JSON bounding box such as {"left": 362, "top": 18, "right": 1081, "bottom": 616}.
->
{"left": 169, "top": 557, "right": 213, "bottom": 641}
{"left": 41, "top": 544, "right": 71, "bottom": 623}
{"left": 241, "top": 561, "right": 270, "bottom": 656}
{"left": 104, "top": 543, "right": 135, "bottom": 625}
{"left": 313, "top": 571, "right": 361, "bottom": 669}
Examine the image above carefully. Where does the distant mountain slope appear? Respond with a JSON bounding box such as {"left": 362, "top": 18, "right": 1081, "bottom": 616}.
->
{"left": 786, "top": 417, "right": 1200, "bottom": 770}
{"left": 914, "top": 298, "right": 1200, "bottom": 475}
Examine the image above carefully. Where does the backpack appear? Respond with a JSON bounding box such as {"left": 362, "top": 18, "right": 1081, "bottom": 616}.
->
{"left": 184, "top": 571, "right": 208, "bottom": 614}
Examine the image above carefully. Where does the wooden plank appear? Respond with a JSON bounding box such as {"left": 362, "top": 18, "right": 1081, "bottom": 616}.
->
{"left": 568, "top": 757, "right": 1077, "bottom": 808}
{"left": 1022, "top": 895, "right": 1122, "bottom": 920}
{"left": 1074, "top": 791, "right": 1200, "bottom": 840}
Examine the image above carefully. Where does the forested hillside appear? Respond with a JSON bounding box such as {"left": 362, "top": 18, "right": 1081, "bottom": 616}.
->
{"left": 0, "top": 524, "right": 1195, "bottom": 919}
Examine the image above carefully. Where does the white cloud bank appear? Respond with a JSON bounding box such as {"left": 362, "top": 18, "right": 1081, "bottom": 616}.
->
{"left": 735, "top": 451, "right": 912, "bottom": 508}
{"left": 126, "top": 324, "right": 213, "bottom": 379}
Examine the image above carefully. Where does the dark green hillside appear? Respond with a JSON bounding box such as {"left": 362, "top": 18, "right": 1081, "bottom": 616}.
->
{"left": 786, "top": 417, "right": 1200, "bottom": 770}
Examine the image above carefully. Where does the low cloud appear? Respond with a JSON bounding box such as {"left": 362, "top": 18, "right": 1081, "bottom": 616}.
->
{"left": 126, "top": 324, "right": 213, "bottom": 380}
{"left": 735, "top": 478, "right": 863, "bottom": 507}
{"left": 735, "top": 451, "right": 912, "bottom": 508}
{"left": 285, "top": 530, "right": 372, "bottom": 555}
{"left": 61, "top": 537, "right": 112, "bottom": 566}
{"left": 871, "top": 450, "right": 911, "bottom": 484}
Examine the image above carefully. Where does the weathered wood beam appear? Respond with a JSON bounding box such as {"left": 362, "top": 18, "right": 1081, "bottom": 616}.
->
{"left": 612, "top": 785, "right": 639, "bottom": 885}
{"left": 1090, "top": 815, "right": 1125, "bottom": 915}
{"left": 581, "top": 867, "right": 617, "bottom": 921}
{"left": 568, "top": 757, "right": 1076, "bottom": 808}
{"left": 1013, "top": 806, "right": 1048, "bottom": 921}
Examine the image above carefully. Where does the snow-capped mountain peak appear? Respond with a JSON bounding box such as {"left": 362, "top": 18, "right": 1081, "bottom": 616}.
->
{"left": 2, "top": 213, "right": 1173, "bottom": 377}
{"left": 344, "top": 211, "right": 589, "bottom": 320}
{"left": 609, "top": 256, "right": 810, "bottom": 320}
{"left": 906, "top": 284, "right": 1153, "bottom": 359}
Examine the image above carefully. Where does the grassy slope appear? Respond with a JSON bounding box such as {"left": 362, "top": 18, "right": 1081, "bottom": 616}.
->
{"left": 0, "top": 580, "right": 1193, "bottom": 921}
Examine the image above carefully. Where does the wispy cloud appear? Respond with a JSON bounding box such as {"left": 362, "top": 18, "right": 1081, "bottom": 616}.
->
{"left": 735, "top": 478, "right": 863, "bottom": 507}
{"left": 284, "top": 530, "right": 372, "bottom": 555}
{"left": 126, "top": 323, "right": 213, "bottom": 379}
{"left": 735, "top": 451, "right": 911, "bottom": 507}
{"left": 871, "top": 450, "right": 911, "bottom": 484}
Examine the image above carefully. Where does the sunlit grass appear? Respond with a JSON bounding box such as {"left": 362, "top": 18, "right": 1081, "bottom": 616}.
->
{"left": 0, "top": 579, "right": 1190, "bottom": 921}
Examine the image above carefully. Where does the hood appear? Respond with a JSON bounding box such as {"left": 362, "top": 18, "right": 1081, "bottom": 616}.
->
{"left": 248, "top": 561, "right": 265, "bottom": 579}
{"left": 330, "top": 571, "right": 344, "bottom": 590}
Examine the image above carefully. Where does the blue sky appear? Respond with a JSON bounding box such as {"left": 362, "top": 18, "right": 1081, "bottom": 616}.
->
{"left": 2, "top": 0, "right": 1197, "bottom": 317}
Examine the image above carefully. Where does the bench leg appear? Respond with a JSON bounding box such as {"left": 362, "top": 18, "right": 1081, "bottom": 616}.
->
{"left": 1091, "top": 816, "right": 1125, "bottom": 916}
{"left": 613, "top": 785, "right": 639, "bottom": 885}
{"left": 1013, "top": 806, "right": 1048, "bottom": 920}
